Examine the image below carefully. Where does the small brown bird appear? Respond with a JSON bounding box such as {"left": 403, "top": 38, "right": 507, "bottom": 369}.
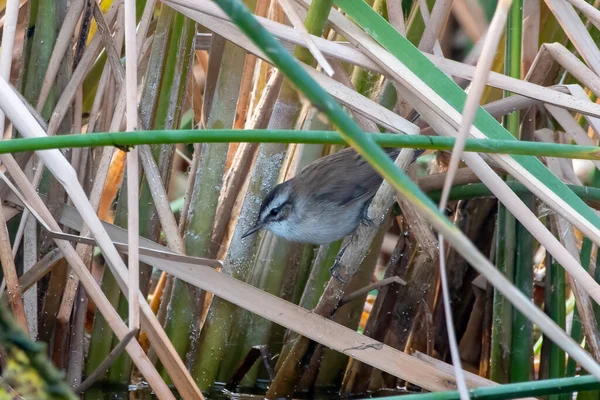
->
{"left": 242, "top": 147, "right": 422, "bottom": 244}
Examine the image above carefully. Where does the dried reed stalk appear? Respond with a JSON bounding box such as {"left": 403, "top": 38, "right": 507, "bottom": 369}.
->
{"left": 415, "top": 0, "right": 444, "bottom": 56}
{"left": 124, "top": 0, "right": 140, "bottom": 332}
{"left": 11, "top": 248, "right": 64, "bottom": 295}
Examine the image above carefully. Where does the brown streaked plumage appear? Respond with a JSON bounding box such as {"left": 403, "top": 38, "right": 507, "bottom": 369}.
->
{"left": 242, "top": 147, "right": 414, "bottom": 244}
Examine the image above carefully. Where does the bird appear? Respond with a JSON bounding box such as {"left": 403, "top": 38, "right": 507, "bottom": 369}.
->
{"left": 241, "top": 146, "right": 423, "bottom": 245}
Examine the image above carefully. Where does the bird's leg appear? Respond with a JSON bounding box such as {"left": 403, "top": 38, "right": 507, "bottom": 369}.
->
{"left": 329, "top": 243, "right": 349, "bottom": 283}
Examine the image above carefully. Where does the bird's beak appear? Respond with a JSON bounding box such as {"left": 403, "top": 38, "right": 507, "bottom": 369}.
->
{"left": 241, "top": 223, "right": 263, "bottom": 239}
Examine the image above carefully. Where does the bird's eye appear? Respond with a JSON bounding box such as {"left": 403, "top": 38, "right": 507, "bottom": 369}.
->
{"left": 270, "top": 207, "right": 280, "bottom": 216}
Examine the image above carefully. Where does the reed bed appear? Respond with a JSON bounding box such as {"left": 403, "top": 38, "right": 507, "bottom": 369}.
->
{"left": 2, "top": 0, "right": 600, "bottom": 399}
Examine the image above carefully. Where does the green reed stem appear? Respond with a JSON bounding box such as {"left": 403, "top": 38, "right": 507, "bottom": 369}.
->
{"left": 2, "top": 130, "right": 600, "bottom": 159}
{"left": 427, "top": 182, "right": 600, "bottom": 208}
{"left": 368, "top": 375, "right": 600, "bottom": 400}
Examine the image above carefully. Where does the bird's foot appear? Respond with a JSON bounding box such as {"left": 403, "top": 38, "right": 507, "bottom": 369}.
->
{"left": 361, "top": 215, "right": 376, "bottom": 228}
{"left": 360, "top": 200, "right": 377, "bottom": 228}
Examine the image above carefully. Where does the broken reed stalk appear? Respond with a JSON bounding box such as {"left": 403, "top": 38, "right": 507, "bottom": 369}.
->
{"left": 4, "top": 248, "right": 63, "bottom": 300}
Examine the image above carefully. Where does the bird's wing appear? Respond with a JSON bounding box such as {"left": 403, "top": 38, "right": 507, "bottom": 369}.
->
{"left": 298, "top": 148, "right": 398, "bottom": 206}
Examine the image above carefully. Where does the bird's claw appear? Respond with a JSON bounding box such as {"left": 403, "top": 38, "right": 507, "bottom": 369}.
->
{"left": 361, "top": 214, "right": 376, "bottom": 228}
{"left": 361, "top": 200, "right": 376, "bottom": 228}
